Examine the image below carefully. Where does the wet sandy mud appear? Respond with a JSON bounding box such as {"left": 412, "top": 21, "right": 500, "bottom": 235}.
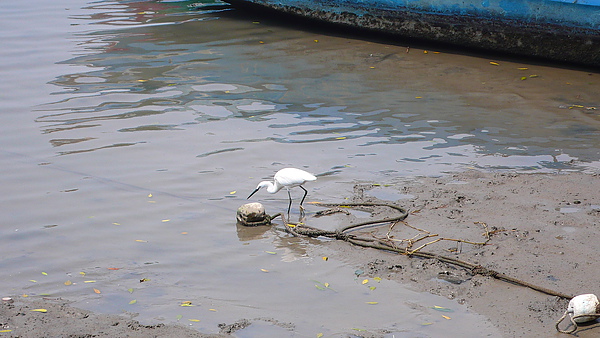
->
{"left": 321, "top": 170, "right": 600, "bottom": 337}
{"left": 2, "top": 171, "right": 599, "bottom": 337}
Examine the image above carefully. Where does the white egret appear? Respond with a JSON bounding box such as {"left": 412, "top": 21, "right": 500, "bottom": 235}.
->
{"left": 247, "top": 168, "right": 317, "bottom": 213}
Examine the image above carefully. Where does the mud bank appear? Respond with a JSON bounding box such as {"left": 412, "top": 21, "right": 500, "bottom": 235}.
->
{"left": 323, "top": 170, "right": 600, "bottom": 337}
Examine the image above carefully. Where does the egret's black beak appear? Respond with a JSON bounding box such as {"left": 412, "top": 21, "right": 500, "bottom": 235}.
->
{"left": 247, "top": 188, "right": 260, "bottom": 199}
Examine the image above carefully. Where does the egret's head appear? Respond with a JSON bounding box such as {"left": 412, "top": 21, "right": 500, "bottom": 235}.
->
{"left": 247, "top": 181, "right": 270, "bottom": 199}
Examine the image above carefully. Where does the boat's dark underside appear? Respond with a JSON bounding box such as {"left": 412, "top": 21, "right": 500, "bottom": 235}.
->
{"left": 227, "top": 0, "right": 600, "bottom": 67}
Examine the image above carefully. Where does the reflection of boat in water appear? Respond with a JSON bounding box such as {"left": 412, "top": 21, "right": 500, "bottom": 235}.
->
{"left": 224, "top": 0, "right": 600, "bottom": 66}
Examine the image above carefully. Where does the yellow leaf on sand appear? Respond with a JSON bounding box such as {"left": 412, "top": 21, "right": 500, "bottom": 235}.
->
{"left": 229, "top": 191, "right": 236, "bottom": 195}
{"left": 442, "top": 315, "right": 451, "bottom": 320}
{"left": 31, "top": 309, "right": 47, "bottom": 313}
{"left": 29, "top": 280, "right": 37, "bottom": 283}
{"left": 162, "top": 219, "right": 170, "bottom": 222}
{"left": 260, "top": 269, "right": 269, "bottom": 272}
{"left": 322, "top": 256, "right": 328, "bottom": 261}
{"left": 93, "top": 288, "right": 101, "bottom": 294}
{"left": 362, "top": 279, "right": 369, "bottom": 285}
{"left": 84, "top": 280, "right": 96, "bottom": 283}
{"left": 366, "top": 301, "right": 378, "bottom": 305}
{"left": 135, "top": 239, "right": 147, "bottom": 242}
{"left": 148, "top": 193, "right": 153, "bottom": 198}
{"left": 129, "top": 299, "right": 137, "bottom": 305}
{"left": 41, "top": 272, "right": 48, "bottom": 275}
{"left": 80, "top": 272, "right": 86, "bottom": 276}
{"left": 0, "top": 329, "right": 13, "bottom": 332}
{"left": 209, "top": 308, "right": 217, "bottom": 312}
{"left": 373, "top": 277, "right": 382, "bottom": 282}
{"left": 317, "top": 333, "right": 324, "bottom": 338}
{"left": 64, "top": 280, "right": 72, "bottom": 286}
{"left": 489, "top": 61, "right": 500, "bottom": 66}
{"left": 189, "top": 319, "right": 200, "bottom": 322}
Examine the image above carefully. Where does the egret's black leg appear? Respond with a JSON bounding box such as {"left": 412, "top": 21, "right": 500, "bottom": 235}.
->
{"left": 287, "top": 189, "right": 293, "bottom": 214}
{"left": 299, "top": 185, "right": 308, "bottom": 207}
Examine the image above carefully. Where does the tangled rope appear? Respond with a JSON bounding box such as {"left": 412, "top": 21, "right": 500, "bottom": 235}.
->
{"left": 273, "top": 202, "right": 574, "bottom": 300}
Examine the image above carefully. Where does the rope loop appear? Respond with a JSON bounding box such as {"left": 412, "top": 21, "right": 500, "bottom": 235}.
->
{"left": 555, "top": 310, "right": 578, "bottom": 334}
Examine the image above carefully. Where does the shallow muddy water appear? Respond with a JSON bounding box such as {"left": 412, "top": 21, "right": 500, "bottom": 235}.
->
{"left": 1, "top": 0, "right": 599, "bottom": 336}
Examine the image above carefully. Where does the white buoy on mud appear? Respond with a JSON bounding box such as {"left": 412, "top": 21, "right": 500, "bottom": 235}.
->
{"left": 568, "top": 294, "right": 600, "bottom": 323}
{"left": 556, "top": 293, "right": 600, "bottom": 334}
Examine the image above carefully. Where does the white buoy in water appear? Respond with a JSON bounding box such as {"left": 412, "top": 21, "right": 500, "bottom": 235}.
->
{"left": 568, "top": 293, "right": 600, "bottom": 323}
{"left": 236, "top": 202, "right": 268, "bottom": 226}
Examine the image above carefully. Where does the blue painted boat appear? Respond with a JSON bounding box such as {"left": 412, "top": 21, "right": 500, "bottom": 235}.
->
{"left": 224, "top": 0, "right": 600, "bottom": 66}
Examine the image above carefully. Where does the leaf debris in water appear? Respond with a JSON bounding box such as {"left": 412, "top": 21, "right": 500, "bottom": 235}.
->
{"left": 432, "top": 305, "right": 453, "bottom": 312}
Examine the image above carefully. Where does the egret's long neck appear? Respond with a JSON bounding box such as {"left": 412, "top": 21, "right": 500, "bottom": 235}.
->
{"left": 266, "top": 181, "right": 283, "bottom": 194}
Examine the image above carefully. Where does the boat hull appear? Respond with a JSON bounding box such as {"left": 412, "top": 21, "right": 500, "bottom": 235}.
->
{"left": 225, "top": 0, "right": 600, "bottom": 67}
